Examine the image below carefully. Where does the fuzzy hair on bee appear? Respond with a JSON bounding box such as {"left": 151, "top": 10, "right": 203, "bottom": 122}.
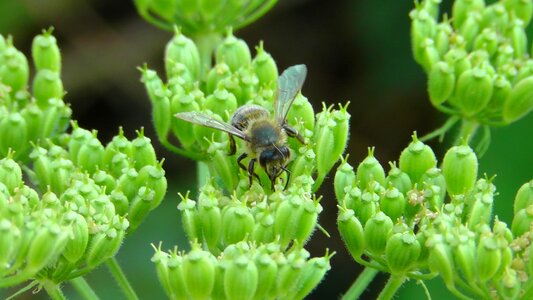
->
{"left": 175, "top": 64, "right": 308, "bottom": 190}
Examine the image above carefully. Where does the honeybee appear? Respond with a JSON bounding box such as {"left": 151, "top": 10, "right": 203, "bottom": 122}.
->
{"left": 175, "top": 64, "right": 308, "bottom": 190}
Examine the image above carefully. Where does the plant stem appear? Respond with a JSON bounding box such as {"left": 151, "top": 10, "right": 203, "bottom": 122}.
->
{"left": 5, "top": 280, "right": 39, "bottom": 300}
{"left": 70, "top": 276, "right": 100, "bottom": 300}
{"left": 455, "top": 118, "right": 479, "bottom": 146}
{"left": 192, "top": 32, "right": 222, "bottom": 80}
{"left": 376, "top": 274, "right": 406, "bottom": 300}
{"left": 197, "top": 161, "right": 210, "bottom": 189}
{"left": 106, "top": 257, "right": 139, "bottom": 300}
{"left": 42, "top": 279, "right": 66, "bottom": 300}
{"left": 341, "top": 267, "right": 379, "bottom": 300}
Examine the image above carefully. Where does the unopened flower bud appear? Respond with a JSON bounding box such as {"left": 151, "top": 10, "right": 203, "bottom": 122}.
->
{"left": 364, "top": 211, "right": 393, "bottom": 256}
{"left": 206, "top": 63, "right": 231, "bottom": 94}
{"left": 428, "top": 61, "right": 455, "bottom": 106}
{"left": 286, "top": 93, "right": 315, "bottom": 132}
{"left": 453, "top": 67, "right": 493, "bottom": 116}
{"left": 442, "top": 144, "right": 478, "bottom": 196}
{"left": 32, "top": 69, "right": 64, "bottom": 109}
{"left": 452, "top": 0, "right": 485, "bottom": 29}
{"left": 291, "top": 253, "right": 332, "bottom": 299}
{"left": 69, "top": 124, "right": 94, "bottom": 161}
{"left": 131, "top": 128, "right": 157, "bottom": 169}
{"left": 182, "top": 244, "right": 216, "bottom": 299}
{"left": 129, "top": 186, "right": 157, "bottom": 231}
{"left": 32, "top": 28, "right": 61, "bottom": 72}
{"left": 86, "top": 226, "right": 125, "bottom": 267}
{"left": 473, "top": 28, "right": 498, "bottom": 57}
{"left": 427, "top": 235, "right": 455, "bottom": 286}
{"left": 380, "top": 186, "right": 406, "bottom": 222}
{"left": 165, "top": 28, "right": 200, "bottom": 80}
{"left": 334, "top": 156, "right": 356, "bottom": 202}
{"left": 0, "top": 45, "right": 29, "bottom": 92}
{"left": 294, "top": 197, "right": 321, "bottom": 245}
{"left": 503, "top": 76, "right": 533, "bottom": 123}
{"left": 253, "top": 251, "right": 277, "bottom": 299}
{"left": 511, "top": 205, "right": 533, "bottom": 236}
{"left": 385, "top": 162, "right": 412, "bottom": 195}
{"left": 514, "top": 180, "right": 533, "bottom": 214}
{"left": 434, "top": 21, "right": 451, "bottom": 56}
{"left": 399, "top": 133, "right": 437, "bottom": 184}
{"left": 62, "top": 211, "right": 89, "bottom": 263}
{"left": 0, "top": 112, "right": 28, "bottom": 160}
{"left": 222, "top": 201, "right": 254, "bottom": 245}
{"left": 274, "top": 194, "right": 303, "bottom": 248}
{"left": 197, "top": 191, "right": 222, "bottom": 252}
{"left": 0, "top": 154, "right": 22, "bottom": 194}
{"left": 216, "top": 29, "right": 251, "bottom": 72}
{"left": 356, "top": 147, "right": 385, "bottom": 189}
{"left": 504, "top": 0, "right": 533, "bottom": 26}
{"left": 477, "top": 236, "right": 501, "bottom": 282}
{"left": 204, "top": 86, "right": 238, "bottom": 120}
{"left": 170, "top": 93, "right": 201, "bottom": 149}
{"left": 177, "top": 193, "right": 200, "bottom": 241}
{"left": 224, "top": 255, "right": 258, "bottom": 300}
{"left": 252, "top": 42, "right": 278, "bottom": 88}
{"left": 458, "top": 12, "right": 481, "bottom": 49}
{"left": 76, "top": 135, "right": 104, "bottom": 174}
{"left": 508, "top": 20, "right": 528, "bottom": 58}
{"left": 386, "top": 231, "right": 421, "bottom": 274}
{"left": 276, "top": 248, "right": 308, "bottom": 297}
{"left": 410, "top": 9, "right": 437, "bottom": 64}
{"left": 26, "top": 223, "right": 69, "bottom": 273}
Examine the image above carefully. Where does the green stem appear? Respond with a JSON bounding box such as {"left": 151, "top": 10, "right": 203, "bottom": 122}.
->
{"left": 455, "top": 118, "right": 479, "bottom": 146}
{"left": 341, "top": 267, "right": 379, "bottom": 300}
{"left": 5, "top": 280, "right": 39, "bottom": 300}
{"left": 197, "top": 161, "right": 211, "bottom": 189}
{"left": 236, "top": 0, "right": 279, "bottom": 30}
{"left": 42, "top": 279, "right": 66, "bottom": 300}
{"left": 376, "top": 274, "right": 406, "bottom": 300}
{"left": 106, "top": 257, "right": 139, "bottom": 300}
{"left": 70, "top": 276, "right": 100, "bottom": 300}
{"left": 192, "top": 32, "right": 223, "bottom": 80}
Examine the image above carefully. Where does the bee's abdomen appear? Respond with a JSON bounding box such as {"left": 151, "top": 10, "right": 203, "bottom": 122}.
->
{"left": 231, "top": 104, "right": 270, "bottom": 131}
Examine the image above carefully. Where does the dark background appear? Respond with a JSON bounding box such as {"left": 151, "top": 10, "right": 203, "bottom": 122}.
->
{"left": 1, "top": 0, "right": 532, "bottom": 299}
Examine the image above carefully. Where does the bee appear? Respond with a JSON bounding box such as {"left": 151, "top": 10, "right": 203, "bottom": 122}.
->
{"left": 175, "top": 64, "right": 308, "bottom": 190}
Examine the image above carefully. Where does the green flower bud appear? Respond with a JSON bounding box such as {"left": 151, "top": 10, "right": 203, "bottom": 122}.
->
{"left": 364, "top": 211, "right": 393, "bottom": 256}
{"left": 20, "top": 102, "right": 42, "bottom": 142}
{"left": 420, "top": 167, "right": 446, "bottom": 208}
{"left": 289, "top": 146, "right": 316, "bottom": 186}
{"left": 170, "top": 93, "right": 201, "bottom": 149}
{"left": 428, "top": 61, "right": 455, "bottom": 106}
{"left": 514, "top": 180, "right": 533, "bottom": 214}
{"left": 274, "top": 194, "right": 304, "bottom": 248}
{"left": 473, "top": 28, "right": 498, "bottom": 57}
{"left": 109, "top": 189, "right": 129, "bottom": 216}
{"left": 453, "top": 66, "right": 493, "bottom": 116}
{"left": 207, "top": 63, "right": 231, "bottom": 95}
{"left": 501, "top": 269, "right": 521, "bottom": 300}
{"left": 291, "top": 253, "right": 332, "bottom": 299}
{"left": 93, "top": 169, "right": 116, "bottom": 193}
{"left": 192, "top": 110, "right": 225, "bottom": 149}
{"left": 128, "top": 186, "right": 157, "bottom": 231}
{"left": 253, "top": 210, "right": 275, "bottom": 244}
{"left": 131, "top": 128, "right": 157, "bottom": 169}
{"left": 206, "top": 140, "right": 238, "bottom": 190}
{"left": 385, "top": 231, "right": 421, "bottom": 274}
{"left": 458, "top": 12, "right": 481, "bottom": 49}
{"left": 0, "top": 112, "right": 28, "bottom": 159}
{"left": 426, "top": 235, "right": 455, "bottom": 286}
{"left": 165, "top": 28, "right": 200, "bottom": 80}
{"left": 237, "top": 66, "right": 259, "bottom": 105}
{"left": 166, "top": 251, "right": 189, "bottom": 300}
{"left": 252, "top": 42, "right": 278, "bottom": 88}
{"left": 480, "top": 3, "right": 508, "bottom": 33}
{"left": 356, "top": 147, "right": 385, "bottom": 189}
{"left": 40, "top": 98, "right": 71, "bottom": 139}
{"left": 183, "top": 244, "right": 216, "bottom": 300}
{"left": 419, "top": 38, "right": 440, "bottom": 72}
{"left": 0, "top": 154, "right": 22, "bottom": 194}
{"left": 511, "top": 205, "right": 533, "bottom": 236}
{"left": 476, "top": 236, "right": 501, "bottom": 282}
{"left": 108, "top": 152, "right": 130, "bottom": 179}
{"left": 222, "top": 201, "right": 254, "bottom": 245}
{"left": 76, "top": 135, "right": 104, "bottom": 174}
{"left": 485, "top": 75, "right": 511, "bottom": 113}
{"left": 32, "top": 69, "right": 64, "bottom": 109}
{"left": 434, "top": 22, "right": 452, "bottom": 56}
{"left": 467, "top": 191, "right": 493, "bottom": 230}
{"left": 385, "top": 162, "right": 412, "bottom": 195}
{"left": 86, "top": 226, "right": 125, "bottom": 268}
{"left": 68, "top": 123, "right": 93, "bottom": 161}
{"left": 26, "top": 223, "right": 69, "bottom": 273}
{"left": 178, "top": 192, "right": 200, "bottom": 241}
{"left": 29, "top": 147, "right": 51, "bottom": 190}
{"left": 216, "top": 29, "right": 251, "bottom": 72}
{"left": 503, "top": 76, "right": 533, "bottom": 123}
{"left": 0, "top": 220, "right": 21, "bottom": 269}
{"left": 399, "top": 133, "right": 437, "bottom": 184}
{"left": 451, "top": 229, "right": 476, "bottom": 282}
{"left": 353, "top": 186, "right": 379, "bottom": 225}
{"left": 294, "top": 197, "right": 321, "bottom": 245}
{"left": 493, "top": 245, "right": 513, "bottom": 281}
{"left": 380, "top": 186, "right": 406, "bottom": 221}
{"left": 116, "top": 167, "right": 140, "bottom": 201}
{"left": 166, "top": 60, "right": 194, "bottom": 84}
{"left": 144, "top": 77, "right": 172, "bottom": 144}
{"left": 276, "top": 248, "right": 308, "bottom": 297}
{"left": 197, "top": 192, "right": 222, "bottom": 252}
{"left": 62, "top": 211, "right": 89, "bottom": 263}
{"left": 508, "top": 20, "right": 528, "bottom": 58}
{"left": 0, "top": 45, "right": 29, "bottom": 92}
{"left": 219, "top": 74, "right": 242, "bottom": 104}
{"left": 204, "top": 86, "right": 238, "bottom": 120}
{"left": 503, "top": 0, "right": 533, "bottom": 26}
{"left": 452, "top": 0, "right": 485, "bottom": 29}
{"left": 334, "top": 156, "right": 356, "bottom": 202}
{"left": 151, "top": 245, "right": 172, "bottom": 298}
{"left": 286, "top": 93, "right": 315, "bottom": 133}
{"left": 442, "top": 144, "right": 478, "bottom": 195}
{"left": 138, "top": 163, "right": 167, "bottom": 209}
{"left": 49, "top": 158, "right": 74, "bottom": 195}
{"left": 253, "top": 252, "right": 277, "bottom": 299}
{"left": 410, "top": 9, "right": 437, "bottom": 64}
{"left": 32, "top": 28, "right": 61, "bottom": 72}
{"left": 224, "top": 255, "right": 258, "bottom": 300}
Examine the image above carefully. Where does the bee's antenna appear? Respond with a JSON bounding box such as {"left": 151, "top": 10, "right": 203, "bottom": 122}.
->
{"left": 272, "top": 143, "right": 285, "bottom": 158}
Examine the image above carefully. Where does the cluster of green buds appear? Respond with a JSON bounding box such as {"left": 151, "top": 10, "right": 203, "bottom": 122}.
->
{"left": 0, "top": 125, "right": 166, "bottom": 291}
{"left": 0, "top": 29, "right": 70, "bottom": 161}
{"left": 152, "top": 240, "right": 332, "bottom": 300}
{"left": 133, "top": 0, "right": 277, "bottom": 34}
{"left": 141, "top": 28, "right": 350, "bottom": 192}
{"left": 411, "top": 0, "right": 533, "bottom": 152}
{"left": 335, "top": 133, "right": 533, "bottom": 299}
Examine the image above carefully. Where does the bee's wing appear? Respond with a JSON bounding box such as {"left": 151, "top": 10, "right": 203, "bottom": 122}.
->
{"left": 275, "top": 64, "right": 307, "bottom": 124}
{"left": 175, "top": 111, "right": 250, "bottom": 141}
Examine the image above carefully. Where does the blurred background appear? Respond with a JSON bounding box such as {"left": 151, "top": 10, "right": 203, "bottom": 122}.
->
{"left": 1, "top": 0, "right": 532, "bottom": 299}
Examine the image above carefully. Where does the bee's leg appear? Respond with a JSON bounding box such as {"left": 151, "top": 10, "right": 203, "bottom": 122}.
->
{"left": 282, "top": 166, "right": 291, "bottom": 190}
{"left": 228, "top": 134, "right": 237, "bottom": 155}
{"left": 247, "top": 158, "right": 261, "bottom": 187}
{"left": 237, "top": 153, "right": 248, "bottom": 172}
{"left": 283, "top": 124, "right": 306, "bottom": 144}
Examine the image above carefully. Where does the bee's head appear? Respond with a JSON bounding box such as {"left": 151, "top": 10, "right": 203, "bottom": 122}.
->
{"left": 259, "top": 145, "right": 291, "bottom": 183}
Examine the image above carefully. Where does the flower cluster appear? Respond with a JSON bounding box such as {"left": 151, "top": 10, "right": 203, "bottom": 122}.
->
{"left": 411, "top": 0, "right": 533, "bottom": 152}
{"left": 133, "top": 0, "right": 277, "bottom": 34}
{"left": 0, "top": 29, "right": 70, "bottom": 162}
{"left": 336, "top": 133, "right": 533, "bottom": 299}
{"left": 153, "top": 240, "right": 333, "bottom": 300}
{"left": 0, "top": 31, "right": 167, "bottom": 295}
{"left": 141, "top": 28, "right": 350, "bottom": 192}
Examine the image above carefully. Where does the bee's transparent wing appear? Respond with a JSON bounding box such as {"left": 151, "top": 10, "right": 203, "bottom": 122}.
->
{"left": 175, "top": 111, "right": 250, "bottom": 141}
{"left": 275, "top": 64, "right": 307, "bottom": 124}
